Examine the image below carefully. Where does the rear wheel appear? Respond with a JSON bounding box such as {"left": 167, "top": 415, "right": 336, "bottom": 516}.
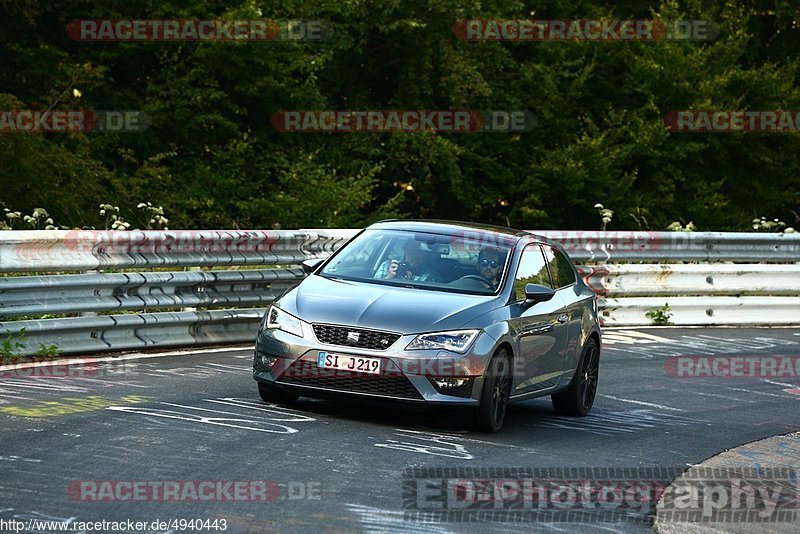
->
{"left": 258, "top": 382, "right": 299, "bottom": 404}
{"left": 470, "top": 348, "right": 512, "bottom": 433}
{"left": 551, "top": 337, "right": 599, "bottom": 416}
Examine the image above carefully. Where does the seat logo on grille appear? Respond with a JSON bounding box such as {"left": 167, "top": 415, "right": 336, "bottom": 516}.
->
{"left": 347, "top": 331, "right": 361, "bottom": 343}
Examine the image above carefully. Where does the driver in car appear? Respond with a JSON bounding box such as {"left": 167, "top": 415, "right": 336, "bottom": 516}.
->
{"left": 475, "top": 249, "right": 504, "bottom": 288}
{"left": 375, "top": 240, "right": 441, "bottom": 282}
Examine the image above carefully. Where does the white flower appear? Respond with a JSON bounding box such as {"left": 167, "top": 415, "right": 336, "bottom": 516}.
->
{"left": 594, "top": 203, "right": 603, "bottom": 209}
{"left": 73, "top": 88, "right": 82, "bottom": 98}
{"left": 99, "top": 209, "right": 106, "bottom": 215}
{"left": 137, "top": 203, "right": 147, "bottom": 208}
{"left": 786, "top": 227, "right": 796, "bottom": 234}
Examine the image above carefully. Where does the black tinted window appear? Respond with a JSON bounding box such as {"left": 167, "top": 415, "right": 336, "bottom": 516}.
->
{"left": 544, "top": 246, "right": 576, "bottom": 288}
{"left": 513, "top": 245, "right": 551, "bottom": 301}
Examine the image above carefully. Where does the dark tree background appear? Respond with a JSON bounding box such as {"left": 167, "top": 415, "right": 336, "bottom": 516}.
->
{"left": 1, "top": 0, "right": 798, "bottom": 231}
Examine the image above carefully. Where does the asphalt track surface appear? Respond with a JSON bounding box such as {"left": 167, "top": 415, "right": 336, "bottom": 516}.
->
{"left": 1, "top": 327, "right": 799, "bottom": 533}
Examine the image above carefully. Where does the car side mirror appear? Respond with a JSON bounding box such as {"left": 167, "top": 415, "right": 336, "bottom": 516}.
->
{"left": 523, "top": 283, "right": 556, "bottom": 307}
{"left": 301, "top": 258, "right": 324, "bottom": 275}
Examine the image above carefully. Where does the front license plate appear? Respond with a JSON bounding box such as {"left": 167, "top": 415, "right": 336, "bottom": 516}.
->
{"left": 317, "top": 352, "right": 381, "bottom": 375}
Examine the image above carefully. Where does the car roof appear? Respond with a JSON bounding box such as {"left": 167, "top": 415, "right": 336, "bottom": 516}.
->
{"left": 367, "top": 219, "right": 559, "bottom": 248}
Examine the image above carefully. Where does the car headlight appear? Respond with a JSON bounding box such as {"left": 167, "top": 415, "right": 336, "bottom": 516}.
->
{"left": 263, "top": 305, "right": 304, "bottom": 338}
{"left": 406, "top": 330, "right": 479, "bottom": 353}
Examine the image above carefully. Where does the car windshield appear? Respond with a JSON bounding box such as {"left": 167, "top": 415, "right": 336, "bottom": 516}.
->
{"left": 319, "top": 229, "right": 514, "bottom": 295}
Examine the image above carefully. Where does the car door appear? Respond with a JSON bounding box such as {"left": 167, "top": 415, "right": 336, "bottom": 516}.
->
{"left": 542, "top": 245, "right": 583, "bottom": 387}
{"left": 508, "top": 244, "right": 569, "bottom": 395}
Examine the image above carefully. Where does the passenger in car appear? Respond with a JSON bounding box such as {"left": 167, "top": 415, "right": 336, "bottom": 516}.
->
{"left": 374, "top": 240, "right": 442, "bottom": 282}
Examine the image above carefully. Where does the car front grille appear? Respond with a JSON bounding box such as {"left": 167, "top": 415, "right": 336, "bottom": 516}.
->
{"left": 312, "top": 324, "right": 401, "bottom": 351}
{"left": 277, "top": 359, "right": 423, "bottom": 400}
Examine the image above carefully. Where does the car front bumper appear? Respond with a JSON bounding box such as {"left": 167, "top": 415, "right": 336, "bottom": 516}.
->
{"left": 252, "top": 323, "right": 500, "bottom": 406}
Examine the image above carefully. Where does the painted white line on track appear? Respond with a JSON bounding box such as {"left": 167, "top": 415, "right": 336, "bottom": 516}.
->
{"left": 764, "top": 378, "right": 798, "bottom": 388}
{"left": 203, "top": 363, "right": 251, "bottom": 372}
{"left": 727, "top": 387, "right": 787, "bottom": 399}
{"left": 694, "top": 391, "right": 756, "bottom": 403}
{"left": 0, "top": 345, "right": 251, "bottom": 373}
{"left": 598, "top": 394, "right": 685, "bottom": 412}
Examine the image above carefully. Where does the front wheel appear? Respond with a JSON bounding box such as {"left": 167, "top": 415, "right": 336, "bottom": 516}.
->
{"left": 258, "top": 382, "right": 299, "bottom": 404}
{"left": 551, "top": 337, "right": 599, "bottom": 416}
{"left": 470, "top": 348, "right": 512, "bottom": 433}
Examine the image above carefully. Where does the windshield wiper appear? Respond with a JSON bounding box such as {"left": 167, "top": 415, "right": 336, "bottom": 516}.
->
{"left": 318, "top": 273, "right": 346, "bottom": 282}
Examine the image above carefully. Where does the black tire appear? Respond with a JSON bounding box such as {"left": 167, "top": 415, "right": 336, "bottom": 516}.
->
{"left": 470, "top": 348, "right": 513, "bottom": 433}
{"left": 551, "top": 337, "right": 599, "bottom": 416}
{"left": 258, "top": 382, "right": 299, "bottom": 404}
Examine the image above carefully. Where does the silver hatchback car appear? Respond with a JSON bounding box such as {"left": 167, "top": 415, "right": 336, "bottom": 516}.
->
{"left": 253, "top": 220, "right": 601, "bottom": 432}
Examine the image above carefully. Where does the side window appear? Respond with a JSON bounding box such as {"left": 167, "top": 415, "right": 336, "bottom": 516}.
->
{"left": 513, "top": 245, "right": 551, "bottom": 301}
{"left": 543, "top": 246, "right": 576, "bottom": 288}
{"left": 326, "top": 234, "right": 385, "bottom": 272}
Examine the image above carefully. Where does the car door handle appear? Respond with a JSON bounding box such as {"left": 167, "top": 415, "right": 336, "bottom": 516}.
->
{"left": 519, "top": 322, "right": 553, "bottom": 336}
{"left": 557, "top": 314, "right": 568, "bottom": 324}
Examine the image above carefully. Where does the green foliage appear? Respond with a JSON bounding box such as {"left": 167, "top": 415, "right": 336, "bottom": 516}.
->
{"left": 1, "top": 328, "right": 27, "bottom": 361}
{"left": 0, "top": 328, "right": 60, "bottom": 363}
{"left": 1, "top": 0, "right": 799, "bottom": 230}
{"left": 646, "top": 303, "right": 673, "bottom": 325}
{"left": 36, "top": 343, "right": 62, "bottom": 359}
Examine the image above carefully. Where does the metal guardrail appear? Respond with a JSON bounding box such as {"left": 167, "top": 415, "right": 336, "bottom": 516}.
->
{"left": 577, "top": 263, "right": 800, "bottom": 326}
{"left": 579, "top": 264, "right": 800, "bottom": 296}
{"left": 0, "top": 229, "right": 798, "bottom": 355}
{"left": 2, "top": 230, "right": 799, "bottom": 272}
{"left": 536, "top": 231, "right": 800, "bottom": 262}
{"left": 599, "top": 297, "right": 800, "bottom": 326}
{"left": 0, "top": 269, "right": 303, "bottom": 317}
{"left": 3, "top": 309, "right": 265, "bottom": 355}
{"left": 0, "top": 229, "right": 356, "bottom": 272}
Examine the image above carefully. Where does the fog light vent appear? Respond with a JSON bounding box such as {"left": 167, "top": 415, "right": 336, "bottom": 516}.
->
{"left": 432, "top": 378, "right": 469, "bottom": 389}
{"left": 254, "top": 351, "right": 278, "bottom": 373}
{"left": 429, "top": 377, "right": 474, "bottom": 398}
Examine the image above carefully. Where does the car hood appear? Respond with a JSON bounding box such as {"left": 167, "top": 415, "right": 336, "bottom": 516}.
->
{"left": 276, "top": 274, "right": 500, "bottom": 334}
